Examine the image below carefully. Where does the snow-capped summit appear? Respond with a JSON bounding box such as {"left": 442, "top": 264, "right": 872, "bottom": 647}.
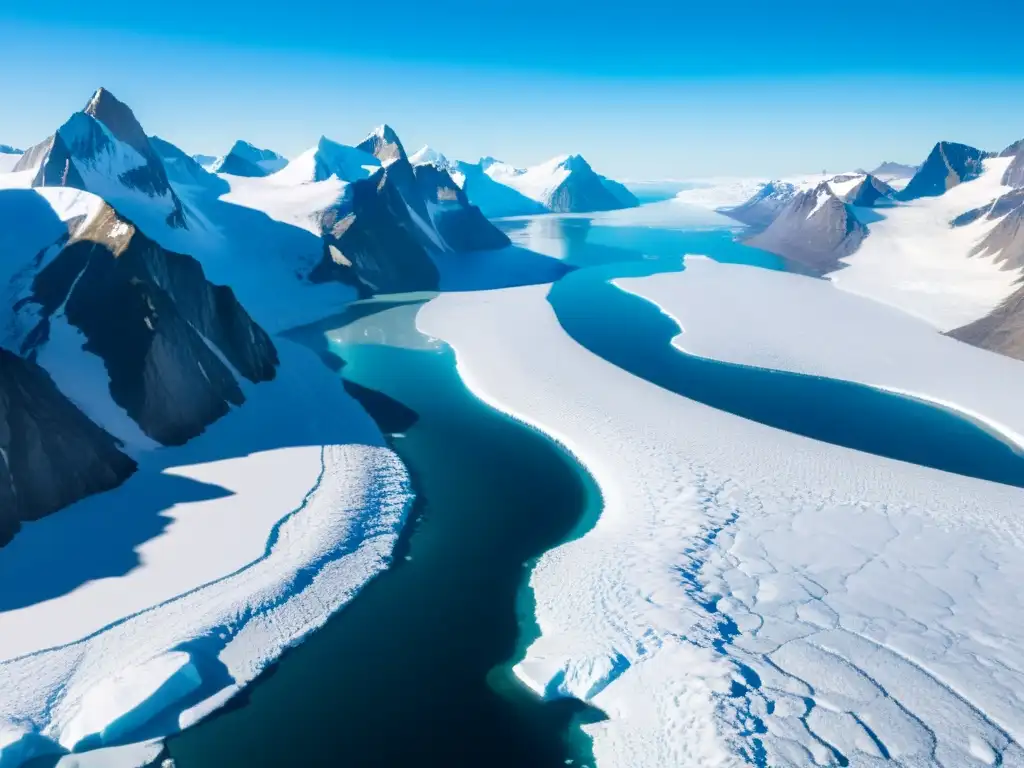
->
{"left": 900, "top": 141, "right": 990, "bottom": 200}
{"left": 13, "top": 87, "right": 187, "bottom": 228}
{"left": 192, "top": 153, "right": 217, "bottom": 168}
{"left": 356, "top": 124, "right": 407, "bottom": 165}
{"left": 409, "top": 145, "right": 452, "bottom": 170}
{"left": 480, "top": 153, "right": 638, "bottom": 213}
{"left": 211, "top": 140, "right": 288, "bottom": 177}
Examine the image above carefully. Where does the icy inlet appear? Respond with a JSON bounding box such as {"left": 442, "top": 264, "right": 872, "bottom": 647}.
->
{"left": 419, "top": 279, "right": 1024, "bottom": 767}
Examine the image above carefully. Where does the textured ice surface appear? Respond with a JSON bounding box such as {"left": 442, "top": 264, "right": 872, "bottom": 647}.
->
{"left": 420, "top": 284, "right": 1024, "bottom": 767}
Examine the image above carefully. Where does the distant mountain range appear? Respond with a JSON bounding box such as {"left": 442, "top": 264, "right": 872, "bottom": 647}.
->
{"left": 721, "top": 136, "right": 1024, "bottom": 361}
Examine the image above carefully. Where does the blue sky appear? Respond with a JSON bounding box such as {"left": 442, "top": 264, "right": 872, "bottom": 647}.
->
{"left": 2, "top": 0, "right": 1023, "bottom": 178}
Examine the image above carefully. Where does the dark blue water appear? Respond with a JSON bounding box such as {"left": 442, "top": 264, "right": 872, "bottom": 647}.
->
{"left": 499, "top": 213, "right": 1024, "bottom": 488}
{"left": 166, "top": 298, "right": 602, "bottom": 767}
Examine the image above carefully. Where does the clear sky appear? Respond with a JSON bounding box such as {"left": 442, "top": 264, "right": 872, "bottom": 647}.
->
{"left": 2, "top": 0, "right": 1023, "bottom": 179}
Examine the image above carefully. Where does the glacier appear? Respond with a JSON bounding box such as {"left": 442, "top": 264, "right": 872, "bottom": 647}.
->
{"left": 419, "top": 278, "right": 1024, "bottom": 767}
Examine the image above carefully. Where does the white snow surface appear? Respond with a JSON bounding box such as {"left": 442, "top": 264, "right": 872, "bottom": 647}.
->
{"left": 674, "top": 173, "right": 834, "bottom": 210}
{"left": 275, "top": 138, "right": 380, "bottom": 187}
{"left": 419, "top": 283, "right": 1024, "bottom": 768}
{"left": 409, "top": 145, "right": 451, "bottom": 170}
{"left": 831, "top": 156, "right": 1018, "bottom": 330}
{"left": 621, "top": 256, "right": 1024, "bottom": 451}
{"left": 485, "top": 155, "right": 572, "bottom": 205}
{"left": 0, "top": 340, "right": 412, "bottom": 765}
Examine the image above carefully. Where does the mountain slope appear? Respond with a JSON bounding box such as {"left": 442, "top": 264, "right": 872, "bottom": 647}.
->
{"left": 452, "top": 161, "right": 548, "bottom": 218}
{"left": 150, "top": 136, "right": 229, "bottom": 197}
{"left": 12, "top": 201, "right": 278, "bottom": 445}
{"left": 900, "top": 142, "right": 989, "bottom": 200}
{"left": 211, "top": 141, "right": 287, "bottom": 177}
{"left": 484, "top": 154, "right": 638, "bottom": 213}
{"left": 745, "top": 183, "right": 867, "bottom": 270}
{"left": 1002, "top": 139, "right": 1024, "bottom": 188}
{"left": 0, "top": 347, "right": 136, "bottom": 546}
{"left": 869, "top": 161, "right": 918, "bottom": 179}
{"left": 719, "top": 181, "right": 799, "bottom": 227}
{"left": 13, "top": 89, "right": 188, "bottom": 229}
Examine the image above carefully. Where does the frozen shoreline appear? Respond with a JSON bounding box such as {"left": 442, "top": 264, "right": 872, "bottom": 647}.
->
{"left": 419, "top": 282, "right": 1024, "bottom": 767}
{"left": 617, "top": 257, "right": 1024, "bottom": 453}
{"left": 0, "top": 340, "right": 412, "bottom": 766}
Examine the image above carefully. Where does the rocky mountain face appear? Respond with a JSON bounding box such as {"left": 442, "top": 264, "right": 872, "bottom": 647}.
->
{"left": 745, "top": 183, "right": 867, "bottom": 271}
{"left": 13, "top": 88, "right": 187, "bottom": 228}
{"left": 0, "top": 145, "right": 21, "bottom": 155}
{"left": 1002, "top": 139, "right": 1024, "bottom": 188}
{"left": 18, "top": 204, "right": 278, "bottom": 445}
{"left": 899, "top": 142, "right": 989, "bottom": 200}
{"left": 719, "top": 181, "right": 799, "bottom": 228}
{"left": 842, "top": 174, "right": 897, "bottom": 207}
{"left": 355, "top": 125, "right": 407, "bottom": 166}
{"left": 412, "top": 162, "right": 510, "bottom": 251}
{"left": 0, "top": 347, "right": 136, "bottom": 546}
{"left": 211, "top": 140, "right": 287, "bottom": 177}
{"left": 311, "top": 126, "right": 512, "bottom": 293}
{"left": 545, "top": 155, "right": 639, "bottom": 213}
{"left": 950, "top": 277, "right": 1024, "bottom": 361}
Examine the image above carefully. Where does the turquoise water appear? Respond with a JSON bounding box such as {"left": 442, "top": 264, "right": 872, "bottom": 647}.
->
{"left": 166, "top": 298, "right": 602, "bottom": 767}
{"left": 498, "top": 213, "right": 1024, "bottom": 488}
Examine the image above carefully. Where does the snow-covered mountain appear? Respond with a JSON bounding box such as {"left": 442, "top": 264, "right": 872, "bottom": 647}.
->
{"left": 150, "top": 135, "right": 229, "bottom": 196}
{"left": 744, "top": 182, "right": 867, "bottom": 270}
{"left": 409, "top": 145, "right": 452, "bottom": 171}
{"left": 899, "top": 141, "right": 990, "bottom": 200}
{"left": 191, "top": 153, "right": 217, "bottom": 168}
{"left": 827, "top": 172, "right": 898, "bottom": 207}
{"left": 13, "top": 88, "right": 188, "bottom": 228}
{"left": 718, "top": 181, "right": 799, "bottom": 227}
{"left": 210, "top": 140, "right": 288, "bottom": 177}
{"left": 481, "top": 154, "right": 638, "bottom": 213}
{"left": 450, "top": 160, "right": 548, "bottom": 218}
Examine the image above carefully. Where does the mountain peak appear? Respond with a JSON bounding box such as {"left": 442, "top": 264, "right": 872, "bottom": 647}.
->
{"left": 357, "top": 125, "right": 407, "bottom": 165}
{"left": 81, "top": 87, "right": 150, "bottom": 155}
{"left": 555, "top": 153, "right": 592, "bottom": 173}
{"left": 409, "top": 145, "right": 451, "bottom": 170}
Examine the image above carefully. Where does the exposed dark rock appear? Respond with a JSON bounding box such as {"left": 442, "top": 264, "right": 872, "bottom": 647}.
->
{"left": 355, "top": 125, "right": 407, "bottom": 166}
{"left": 311, "top": 168, "right": 440, "bottom": 295}
{"left": 1002, "top": 141, "right": 1024, "bottom": 188}
{"left": 949, "top": 281, "right": 1024, "bottom": 361}
{"left": 21, "top": 205, "right": 278, "bottom": 445}
{"left": 14, "top": 88, "right": 187, "bottom": 228}
{"left": 545, "top": 155, "right": 638, "bottom": 213}
{"left": 0, "top": 347, "right": 136, "bottom": 546}
{"left": 900, "top": 142, "right": 989, "bottom": 200}
{"left": 842, "top": 174, "right": 897, "bottom": 207}
{"left": 719, "top": 181, "right": 799, "bottom": 228}
{"left": 746, "top": 183, "right": 867, "bottom": 271}
{"left": 412, "top": 163, "right": 510, "bottom": 251}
